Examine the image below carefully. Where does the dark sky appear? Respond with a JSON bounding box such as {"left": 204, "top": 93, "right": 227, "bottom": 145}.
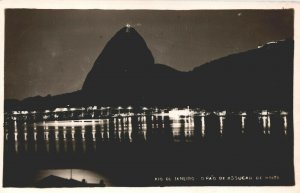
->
{"left": 5, "top": 9, "right": 293, "bottom": 100}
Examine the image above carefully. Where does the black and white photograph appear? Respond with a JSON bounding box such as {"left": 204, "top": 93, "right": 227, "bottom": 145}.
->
{"left": 2, "top": 7, "right": 296, "bottom": 188}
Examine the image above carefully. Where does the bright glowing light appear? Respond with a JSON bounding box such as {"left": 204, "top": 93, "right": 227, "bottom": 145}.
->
{"left": 199, "top": 110, "right": 208, "bottom": 116}
{"left": 241, "top": 116, "right": 246, "bottom": 129}
{"left": 63, "top": 131, "right": 67, "bottom": 139}
{"left": 14, "top": 132, "right": 18, "bottom": 141}
{"left": 169, "top": 108, "right": 193, "bottom": 118}
{"left": 219, "top": 116, "right": 225, "bottom": 132}
{"left": 55, "top": 131, "right": 59, "bottom": 139}
{"left": 92, "top": 130, "right": 96, "bottom": 141}
{"left": 44, "top": 131, "right": 49, "bottom": 140}
{"left": 201, "top": 116, "right": 205, "bottom": 137}
{"left": 36, "top": 119, "right": 104, "bottom": 127}
{"left": 71, "top": 129, "right": 75, "bottom": 139}
{"left": 126, "top": 24, "right": 131, "bottom": 32}
{"left": 82, "top": 129, "right": 85, "bottom": 139}
{"left": 262, "top": 116, "right": 267, "bottom": 129}
{"left": 260, "top": 110, "right": 268, "bottom": 116}
{"left": 54, "top": 108, "right": 68, "bottom": 112}
{"left": 283, "top": 116, "right": 288, "bottom": 130}
{"left": 215, "top": 111, "right": 226, "bottom": 116}
{"left": 240, "top": 112, "right": 247, "bottom": 116}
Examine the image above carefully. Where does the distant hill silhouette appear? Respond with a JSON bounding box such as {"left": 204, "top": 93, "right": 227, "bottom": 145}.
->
{"left": 35, "top": 175, "right": 106, "bottom": 187}
{"left": 5, "top": 27, "right": 293, "bottom": 110}
{"left": 189, "top": 39, "right": 293, "bottom": 109}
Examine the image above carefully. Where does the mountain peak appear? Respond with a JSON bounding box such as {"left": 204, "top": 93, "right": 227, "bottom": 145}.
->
{"left": 82, "top": 27, "right": 154, "bottom": 91}
{"left": 118, "top": 25, "right": 138, "bottom": 34}
{"left": 123, "top": 24, "right": 135, "bottom": 33}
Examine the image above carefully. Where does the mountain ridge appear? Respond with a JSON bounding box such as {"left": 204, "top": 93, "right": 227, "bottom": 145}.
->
{"left": 4, "top": 27, "right": 294, "bottom": 110}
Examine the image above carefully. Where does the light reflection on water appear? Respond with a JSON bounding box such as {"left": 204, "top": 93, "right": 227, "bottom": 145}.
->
{"left": 4, "top": 112, "right": 291, "bottom": 153}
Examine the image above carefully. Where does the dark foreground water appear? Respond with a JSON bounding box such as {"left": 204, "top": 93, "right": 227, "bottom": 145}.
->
{"left": 3, "top": 110, "right": 294, "bottom": 187}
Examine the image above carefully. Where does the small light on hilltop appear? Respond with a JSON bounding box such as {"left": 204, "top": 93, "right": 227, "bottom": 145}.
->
{"left": 126, "top": 24, "right": 131, "bottom": 32}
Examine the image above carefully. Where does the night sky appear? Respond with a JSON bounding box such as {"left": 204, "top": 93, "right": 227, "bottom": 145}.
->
{"left": 5, "top": 9, "right": 293, "bottom": 100}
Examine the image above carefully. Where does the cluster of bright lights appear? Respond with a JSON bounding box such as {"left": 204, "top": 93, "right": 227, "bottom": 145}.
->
{"left": 12, "top": 111, "right": 29, "bottom": 115}
{"left": 280, "top": 111, "right": 288, "bottom": 116}
{"left": 239, "top": 112, "right": 247, "bottom": 116}
{"left": 214, "top": 111, "right": 226, "bottom": 116}
{"left": 169, "top": 108, "right": 194, "bottom": 118}
{"left": 54, "top": 108, "right": 68, "bottom": 112}
{"left": 260, "top": 110, "right": 269, "bottom": 116}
